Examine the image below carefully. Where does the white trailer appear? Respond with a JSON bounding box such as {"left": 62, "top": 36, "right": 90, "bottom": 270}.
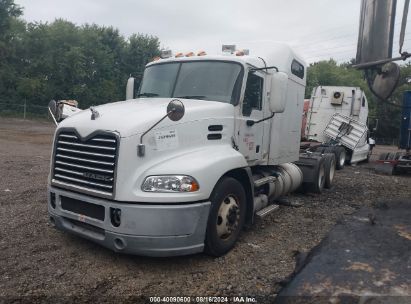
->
{"left": 47, "top": 43, "right": 334, "bottom": 257}
{"left": 303, "top": 86, "right": 373, "bottom": 167}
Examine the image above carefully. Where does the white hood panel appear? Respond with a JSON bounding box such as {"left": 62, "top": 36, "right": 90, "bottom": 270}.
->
{"left": 58, "top": 98, "right": 235, "bottom": 138}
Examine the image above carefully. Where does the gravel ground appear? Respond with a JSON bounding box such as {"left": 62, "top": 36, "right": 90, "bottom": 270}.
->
{"left": 0, "top": 118, "right": 410, "bottom": 303}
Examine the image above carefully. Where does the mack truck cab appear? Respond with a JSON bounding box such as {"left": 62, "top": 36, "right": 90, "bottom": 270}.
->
{"left": 47, "top": 43, "right": 330, "bottom": 257}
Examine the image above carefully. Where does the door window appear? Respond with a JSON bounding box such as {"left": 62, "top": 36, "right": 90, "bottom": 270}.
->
{"left": 243, "top": 73, "right": 263, "bottom": 116}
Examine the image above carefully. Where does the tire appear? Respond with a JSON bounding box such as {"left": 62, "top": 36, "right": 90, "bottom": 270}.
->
{"left": 304, "top": 157, "right": 326, "bottom": 193}
{"left": 334, "top": 146, "right": 346, "bottom": 170}
{"left": 205, "top": 177, "right": 246, "bottom": 257}
{"left": 323, "top": 153, "right": 336, "bottom": 189}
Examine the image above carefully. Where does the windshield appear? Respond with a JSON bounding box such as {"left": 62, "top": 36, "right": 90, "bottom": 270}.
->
{"left": 138, "top": 61, "right": 243, "bottom": 104}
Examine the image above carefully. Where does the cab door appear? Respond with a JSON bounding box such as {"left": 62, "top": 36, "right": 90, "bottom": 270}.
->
{"left": 237, "top": 71, "right": 265, "bottom": 162}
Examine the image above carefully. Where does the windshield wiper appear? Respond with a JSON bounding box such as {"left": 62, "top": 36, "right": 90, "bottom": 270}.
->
{"left": 137, "top": 92, "right": 159, "bottom": 97}
{"left": 174, "top": 95, "right": 205, "bottom": 100}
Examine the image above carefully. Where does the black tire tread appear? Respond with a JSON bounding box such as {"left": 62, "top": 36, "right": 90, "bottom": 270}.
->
{"left": 303, "top": 157, "right": 326, "bottom": 194}
{"left": 204, "top": 177, "right": 246, "bottom": 257}
{"left": 335, "top": 146, "right": 346, "bottom": 170}
{"left": 323, "top": 153, "right": 336, "bottom": 189}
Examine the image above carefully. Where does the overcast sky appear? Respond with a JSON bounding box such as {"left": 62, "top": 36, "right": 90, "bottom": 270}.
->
{"left": 15, "top": 0, "right": 410, "bottom": 63}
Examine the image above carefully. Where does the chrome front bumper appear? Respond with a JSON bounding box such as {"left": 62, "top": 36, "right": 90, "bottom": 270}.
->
{"left": 48, "top": 187, "right": 211, "bottom": 257}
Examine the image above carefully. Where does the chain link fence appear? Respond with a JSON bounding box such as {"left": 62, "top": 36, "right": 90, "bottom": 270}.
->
{"left": 0, "top": 102, "right": 402, "bottom": 146}
{"left": 0, "top": 102, "right": 51, "bottom": 120}
{"left": 375, "top": 137, "right": 400, "bottom": 146}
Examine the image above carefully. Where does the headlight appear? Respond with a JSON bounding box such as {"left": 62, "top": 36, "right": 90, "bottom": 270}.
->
{"left": 141, "top": 175, "right": 199, "bottom": 193}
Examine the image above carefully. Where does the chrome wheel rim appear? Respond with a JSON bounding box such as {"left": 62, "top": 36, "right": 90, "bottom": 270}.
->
{"left": 339, "top": 150, "right": 346, "bottom": 167}
{"left": 216, "top": 195, "right": 240, "bottom": 240}
{"left": 318, "top": 164, "right": 325, "bottom": 188}
{"left": 329, "top": 159, "right": 336, "bottom": 181}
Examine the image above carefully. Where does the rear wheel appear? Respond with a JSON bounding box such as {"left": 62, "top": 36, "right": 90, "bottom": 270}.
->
{"left": 205, "top": 177, "right": 246, "bottom": 257}
{"left": 333, "top": 146, "right": 346, "bottom": 170}
{"left": 323, "top": 153, "right": 336, "bottom": 189}
{"left": 304, "top": 157, "right": 326, "bottom": 193}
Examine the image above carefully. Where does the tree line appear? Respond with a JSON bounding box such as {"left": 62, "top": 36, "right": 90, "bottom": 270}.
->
{"left": 0, "top": 0, "right": 160, "bottom": 110}
{"left": 1, "top": 0, "right": 409, "bottom": 140}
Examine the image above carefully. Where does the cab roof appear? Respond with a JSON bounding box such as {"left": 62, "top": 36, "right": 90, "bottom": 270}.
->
{"left": 146, "top": 43, "right": 306, "bottom": 85}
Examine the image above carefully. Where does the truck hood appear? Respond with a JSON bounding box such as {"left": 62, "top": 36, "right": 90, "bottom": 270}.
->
{"left": 58, "top": 98, "right": 235, "bottom": 138}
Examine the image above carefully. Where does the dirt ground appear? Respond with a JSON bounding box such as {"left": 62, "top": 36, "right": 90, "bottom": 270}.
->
{"left": 0, "top": 118, "right": 410, "bottom": 303}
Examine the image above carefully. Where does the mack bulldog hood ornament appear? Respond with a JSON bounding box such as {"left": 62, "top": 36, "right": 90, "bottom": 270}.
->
{"left": 90, "top": 107, "right": 100, "bottom": 120}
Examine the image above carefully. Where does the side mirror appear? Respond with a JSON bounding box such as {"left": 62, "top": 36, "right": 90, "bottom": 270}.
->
{"left": 48, "top": 100, "right": 57, "bottom": 116}
{"left": 126, "top": 77, "right": 135, "bottom": 100}
{"left": 167, "top": 99, "right": 185, "bottom": 121}
{"left": 269, "top": 72, "right": 288, "bottom": 113}
{"left": 48, "top": 99, "right": 80, "bottom": 125}
{"left": 371, "top": 62, "right": 400, "bottom": 100}
{"left": 48, "top": 99, "right": 62, "bottom": 124}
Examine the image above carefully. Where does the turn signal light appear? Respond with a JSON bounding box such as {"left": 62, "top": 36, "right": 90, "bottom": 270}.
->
{"left": 189, "top": 181, "right": 200, "bottom": 192}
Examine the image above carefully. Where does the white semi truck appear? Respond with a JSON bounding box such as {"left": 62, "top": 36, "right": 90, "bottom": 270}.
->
{"left": 302, "top": 86, "right": 374, "bottom": 168}
{"left": 47, "top": 44, "right": 333, "bottom": 257}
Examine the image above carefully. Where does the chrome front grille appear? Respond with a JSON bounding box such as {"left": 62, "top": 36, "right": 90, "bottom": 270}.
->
{"left": 52, "top": 130, "right": 118, "bottom": 197}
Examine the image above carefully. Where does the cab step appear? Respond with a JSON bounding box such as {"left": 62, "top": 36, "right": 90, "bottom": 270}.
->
{"left": 256, "top": 204, "right": 280, "bottom": 218}
{"left": 253, "top": 176, "right": 276, "bottom": 188}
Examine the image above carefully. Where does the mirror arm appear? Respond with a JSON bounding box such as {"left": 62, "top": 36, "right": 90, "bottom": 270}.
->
{"left": 250, "top": 66, "right": 279, "bottom": 73}
{"left": 48, "top": 107, "right": 58, "bottom": 126}
{"left": 246, "top": 113, "right": 275, "bottom": 127}
{"left": 137, "top": 99, "right": 184, "bottom": 157}
{"left": 140, "top": 110, "right": 173, "bottom": 145}
{"left": 137, "top": 110, "right": 175, "bottom": 157}
{"left": 352, "top": 53, "right": 411, "bottom": 69}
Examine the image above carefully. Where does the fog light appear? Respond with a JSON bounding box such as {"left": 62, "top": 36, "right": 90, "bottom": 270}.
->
{"left": 114, "top": 238, "right": 126, "bottom": 250}
{"left": 110, "top": 208, "right": 121, "bottom": 227}
{"left": 50, "top": 192, "right": 56, "bottom": 209}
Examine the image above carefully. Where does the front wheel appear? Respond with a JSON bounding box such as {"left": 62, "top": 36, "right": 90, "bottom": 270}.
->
{"left": 205, "top": 177, "right": 246, "bottom": 257}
